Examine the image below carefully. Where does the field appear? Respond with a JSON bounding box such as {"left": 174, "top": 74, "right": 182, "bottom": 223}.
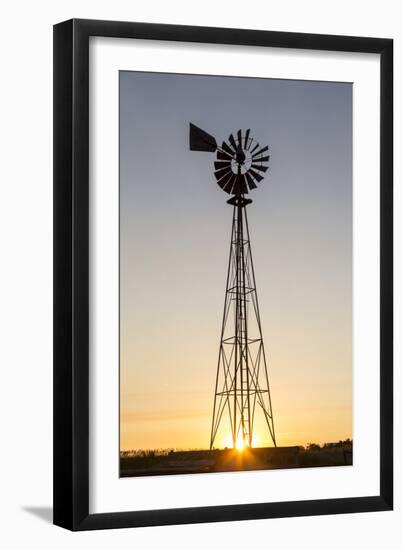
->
{"left": 120, "top": 442, "right": 353, "bottom": 477}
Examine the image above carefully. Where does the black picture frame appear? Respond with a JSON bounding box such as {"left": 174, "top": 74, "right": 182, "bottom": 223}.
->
{"left": 53, "top": 18, "right": 393, "bottom": 531}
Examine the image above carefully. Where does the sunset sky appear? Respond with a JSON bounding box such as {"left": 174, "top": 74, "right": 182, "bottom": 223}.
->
{"left": 119, "top": 71, "right": 352, "bottom": 451}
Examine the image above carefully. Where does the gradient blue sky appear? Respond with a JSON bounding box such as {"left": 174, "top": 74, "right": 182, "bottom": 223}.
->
{"left": 120, "top": 71, "right": 352, "bottom": 451}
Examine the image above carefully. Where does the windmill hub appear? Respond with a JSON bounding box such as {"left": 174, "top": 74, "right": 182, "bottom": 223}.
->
{"left": 231, "top": 151, "right": 252, "bottom": 175}
{"left": 236, "top": 150, "right": 246, "bottom": 164}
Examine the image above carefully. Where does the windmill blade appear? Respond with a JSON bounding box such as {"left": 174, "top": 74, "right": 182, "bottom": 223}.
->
{"left": 244, "top": 129, "right": 250, "bottom": 149}
{"left": 228, "top": 173, "right": 239, "bottom": 193}
{"left": 252, "top": 155, "right": 270, "bottom": 164}
{"left": 252, "top": 145, "right": 269, "bottom": 158}
{"left": 239, "top": 174, "right": 248, "bottom": 194}
{"left": 248, "top": 168, "right": 264, "bottom": 183}
{"left": 216, "top": 171, "right": 233, "bottom": 189}
{"left": 251, "top": 164, "right": 268, "bottom": 173}
{"left": 245, "top": 172, "right": 257, "bottom": 190}
{"left": 250, "top": 142, "right": 260, "bottom": 154}
{"left": 221, "top": 141, "right": 235, "bottom": 157}
{"left": 237, "top": 129, "right": 242, "bottom": 148}
{"left": 217, "top": 151, "right": 233, "bottom": 161}
{"left": 189, "top": 123, "right": 217, "bottom": 152}
{"left": 217, "top": 172, "right": 236, "bottom": 194}
{"left": 214, "top": 160, "right": 231, "bottom": 170}
{"left": 217, "top": 150, "right": 233, "bottom": 161}
{"left": 214, "top": 166, "right": 232, "bottom": 180}
{"left": 231, "top": 177, "right": 240, "bottom": 195}
{"left": 232, "top": 174, "right": 248, "bottom": 195}
{"left": 228, "top": 134, "right": 237, "bottom": 152}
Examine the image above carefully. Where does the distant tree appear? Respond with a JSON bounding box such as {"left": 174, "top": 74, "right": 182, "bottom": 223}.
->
{"left": 306, "top": 443, "right": 320, "bottom": 451}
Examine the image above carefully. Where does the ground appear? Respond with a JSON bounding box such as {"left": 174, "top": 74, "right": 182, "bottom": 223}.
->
{"left": 120, "top": 445, "right": 353, "bottom": 477}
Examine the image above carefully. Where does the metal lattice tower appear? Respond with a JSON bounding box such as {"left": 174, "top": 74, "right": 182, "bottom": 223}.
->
{"left": 189, "top": 123, "right": 276, "bottom": 450}
{"left": 210, "top": 195, "right": 276, "bottom": 450}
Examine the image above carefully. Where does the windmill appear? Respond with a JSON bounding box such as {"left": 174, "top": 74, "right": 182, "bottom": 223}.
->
{"left": 189, "top": 123, "right": 276, "bottom": 451}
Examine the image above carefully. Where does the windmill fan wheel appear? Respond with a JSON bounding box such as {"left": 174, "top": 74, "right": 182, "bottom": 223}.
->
{"left": 214, "top": 129, "right": 270, "bottom": 195}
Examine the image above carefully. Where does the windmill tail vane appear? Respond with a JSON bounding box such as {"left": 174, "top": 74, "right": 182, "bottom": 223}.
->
{"left": 189, "top": 123, "right": 276, "bottom": 451}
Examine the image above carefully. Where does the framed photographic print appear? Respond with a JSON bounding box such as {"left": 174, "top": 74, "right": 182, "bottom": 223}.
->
{"left": 53, "top": 19, "right": 393, "bottom": 530}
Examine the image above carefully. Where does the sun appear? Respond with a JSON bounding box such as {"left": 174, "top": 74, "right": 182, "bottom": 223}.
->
{"left": 235, "top": 437, "right": 245, "bottom": 452}
{"left": 222, "top": 433, "right": 248, "bottom": 451}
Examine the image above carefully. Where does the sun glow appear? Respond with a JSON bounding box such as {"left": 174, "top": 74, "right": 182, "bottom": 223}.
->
{"left": 235, "top": 436, "right": 246, "bottom": 451}
{"left": 221, "top": 433, "right": 250, "bottom": 451}
{"left": 222, "top": 434, "right": 259, "bottom": 452}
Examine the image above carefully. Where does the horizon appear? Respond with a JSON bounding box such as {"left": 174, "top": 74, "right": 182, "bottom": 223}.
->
{"left": 120, "top": 437, "right": 354, "bottom": 455}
